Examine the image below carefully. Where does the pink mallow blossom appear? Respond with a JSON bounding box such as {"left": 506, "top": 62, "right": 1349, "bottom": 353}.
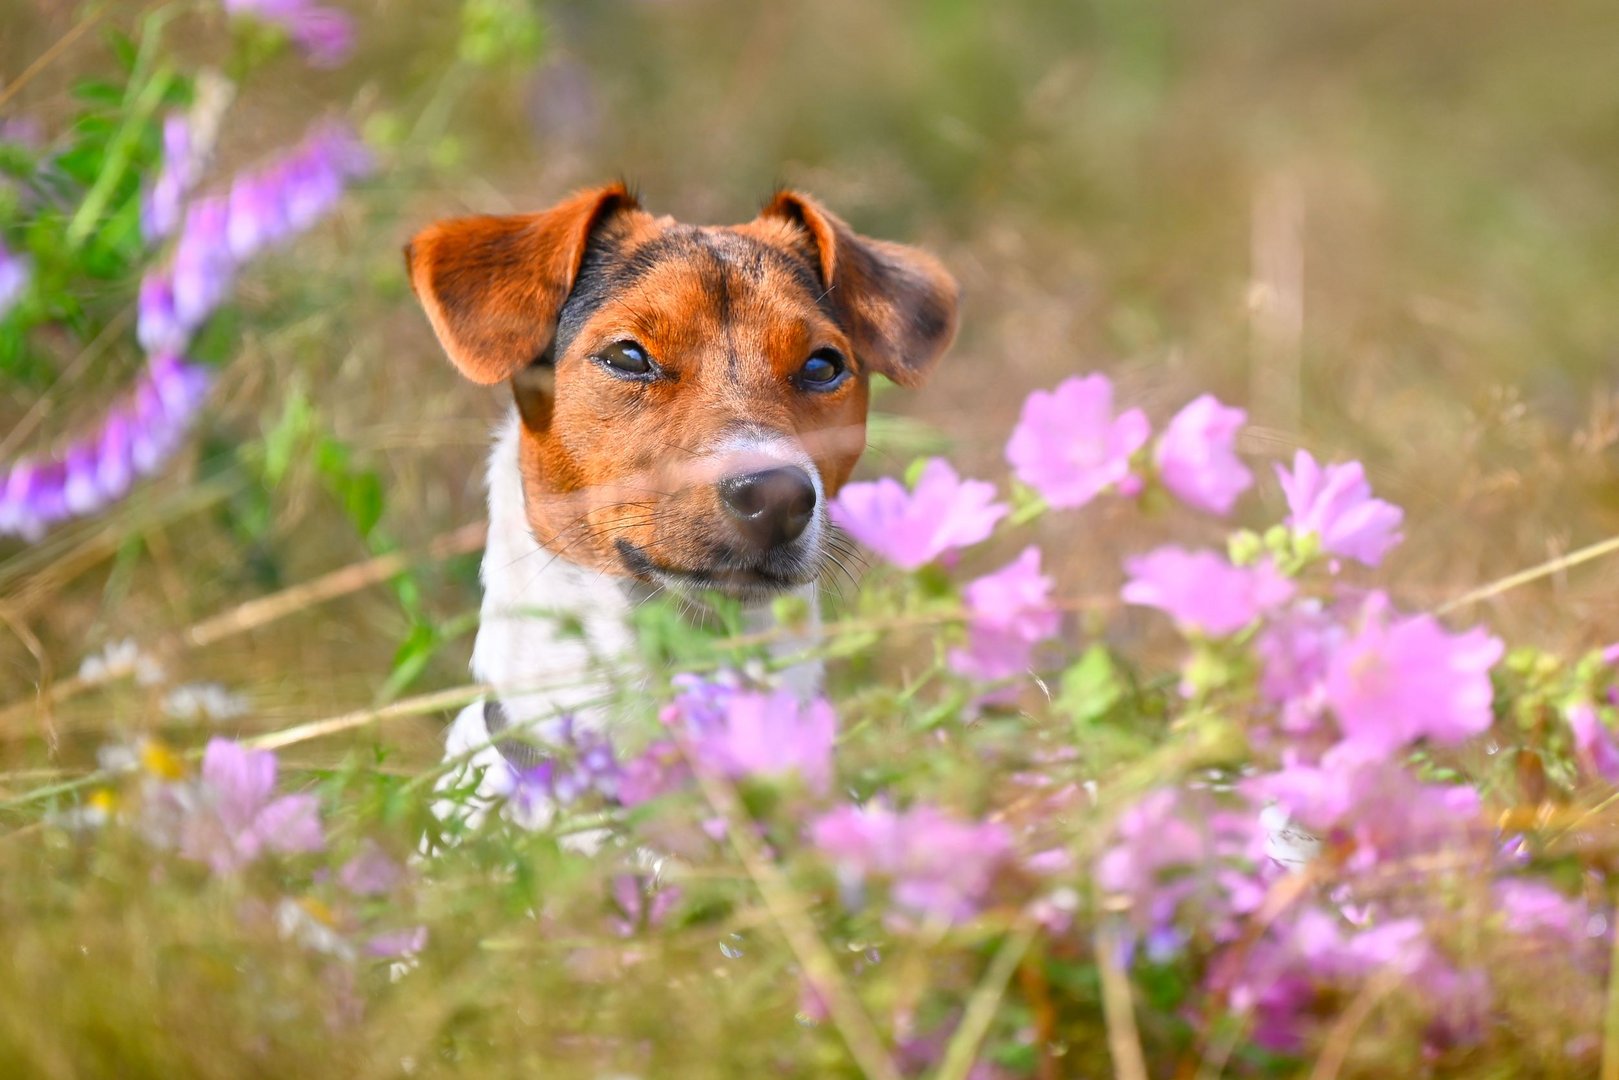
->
{"left": 948, "top": 545, "right": 1060, "bottom": 681}
{"left": 677, "top": 685, "right": 837, "bottom": 793}
{"left": 1154, "top": 394, "right": 1252, "bottom": 515}
{"left": 831, "top": 458, "right": 1007, "bottom": 570}
{"left": 223, "top": 0, "right": 356, "bottom": 67}
{"left": 1216, "top": 907, "right": 1484, "bottom": 1054}
{"left": 1254, "top": 601, "right": 1342, "bottom": 733}
{"left": 1006, "top": 373, "right": 1150, "bottom": 509}
{"left": 1324, "top": 593, "right": 1503, "bottom": 756}
{"left": 1566, "top": 702, "right": 1619, "bottom": 783}
{"left": 1122, "top": 546, "right": 1294, "bottom": 637}
{"left": 1096, "top": 789, "right": 1268, "bottom": 959}
{"left": 810, "top": 802, "right": 1012, "bottom": 925}
{"left": 172, "top": 738, "right": 324, "bottom": 874}
{"left": 1276, "top": 450, "right": 1404, "bottom": 567}
{"left": 1249, "top": 745, "right": 1484, "bottom": 873}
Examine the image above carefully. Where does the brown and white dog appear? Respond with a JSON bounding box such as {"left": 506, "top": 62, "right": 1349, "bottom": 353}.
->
{"left": 404, "top": 184, "right": 957, "bottom": 827}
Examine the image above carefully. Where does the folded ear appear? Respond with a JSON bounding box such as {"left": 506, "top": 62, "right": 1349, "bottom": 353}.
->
{"left": 404, "top": 184, "right": 639, "bottom": 385}
{"left": 759, "top": 191, "right": 959, "bottom": 388}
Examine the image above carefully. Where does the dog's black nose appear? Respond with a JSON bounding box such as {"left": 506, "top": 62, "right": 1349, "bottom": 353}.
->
{"left": 718, "top": 467, "right": 817, "bottom": 550}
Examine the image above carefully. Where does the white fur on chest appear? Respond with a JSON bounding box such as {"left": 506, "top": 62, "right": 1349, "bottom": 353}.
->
{"left": 434, "top": 413, "right": 821, "bottom": 831}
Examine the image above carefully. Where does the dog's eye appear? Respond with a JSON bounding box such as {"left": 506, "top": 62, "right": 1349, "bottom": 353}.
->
{"left": 596, "top": 341, "right": 654, "bottom": 377}
{"left": 797, "top": 349, "right": 848, "bottom": 390}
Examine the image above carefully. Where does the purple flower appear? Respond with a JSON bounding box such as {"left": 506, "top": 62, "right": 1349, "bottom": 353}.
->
{"left": 0, "top": 239, "right": 29, "bottom": 319}
{"left": 1005, "top": 374, "right": 1150, "bottom": 509}
{"left": 364, "top": 926, "right": 428, "bottom": 959}
{"left": 1276, "top": 451, "right": 1404, "bottom": 567}
{"left": 1154, "top": 394, "right": 1252, "bottom": 515}
{"left": 171, "top": 195, "right": 235, "bottom": 330}
{"left": 226, "top": 171, "right": 284, "bottom": 260}
{"left": 1249, "top": 744, "right": 1485, "bottom": 874}
{"left": 948, "top": 546, "right": 1060, "bottom": 681}
{"left": 175, "top": 738, "right": 324, "bottom": 874}
{"left": 1566, "top": 703, "right": 1619, "bottom": 783}
{"left": 136, "top": 272, "right": 187, "bottom": 355}
{"left": 608, "top": 873, "right": 682, "bottom": 937}
{"left": 1254, "top": 602, "right": 1341, "bottom": 732}
{"left": 672, "top": 684, "right": 836, "bottom": 792}
{"left": 223, "top": 0, "right": 356, "bottom": 67}
{"left": 142, "top": 113, "right": 203, "bottom": 241}
{"left": 1217, "top": 908, "right": 1480, "bottom": 1053}
{"left": 810, "top": 801, "right": 1012, "bottom": 925}
{"left": 1122, "top": 546, "right": 1294, "bottom": 637}
{"left": 1097, "top": 789, "right": 1267, "bottom": 955}
{"left": 0, "top": 355, "right": 212, "bottom": 540}
{"left": 339, "top": 841, "right": 403, "bottom": 896}
{"left": 831, "top": 458, "right": 1007, "bottom": 570}
{"left": 1494, "top": 880, "right": 1598, "bottom": 941}
{"left": 1324, "top": 593, "right": 1502, "bottom": 756}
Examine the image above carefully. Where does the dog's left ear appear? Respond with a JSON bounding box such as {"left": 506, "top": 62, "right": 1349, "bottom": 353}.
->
{"left": 404, "top": 184, "right": 639, "bottom": 385}
{"left": 759, "top": 191, "right": 959, "bottom": 388}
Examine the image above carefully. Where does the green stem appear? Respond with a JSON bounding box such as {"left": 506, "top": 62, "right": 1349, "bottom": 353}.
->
{"left": 65, "top": 7, "right": 179, "bottom": 249}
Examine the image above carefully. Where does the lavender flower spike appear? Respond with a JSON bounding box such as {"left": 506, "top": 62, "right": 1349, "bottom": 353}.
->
{"left": 226, "top": 120, "right": 374, "bottom": 262}
{"left": 0, "top": 355, "right": 212, "bottom": 539}
{"left": 142, "top": 113, "right": 203, "bottom": 241}
{"left": 0, "top": 239, "right": 30, "bottom": 320}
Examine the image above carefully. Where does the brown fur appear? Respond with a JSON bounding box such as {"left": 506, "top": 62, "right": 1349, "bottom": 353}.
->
{"left": 405, "top": 184, "right": 958, "bottom": 587}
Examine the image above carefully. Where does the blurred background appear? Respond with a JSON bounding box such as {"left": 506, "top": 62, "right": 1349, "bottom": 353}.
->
{"left": 4, "top": 0, "right": 1619, "bottom": 769}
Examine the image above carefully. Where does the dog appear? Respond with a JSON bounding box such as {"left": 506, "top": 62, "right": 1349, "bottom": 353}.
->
{"left": 404, "top": 184, "right": 958, "bottom": 831}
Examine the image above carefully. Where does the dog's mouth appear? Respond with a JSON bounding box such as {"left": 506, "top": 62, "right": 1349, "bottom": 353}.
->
{"left": 614, "top": 538, "right": 815, "bottom": 602}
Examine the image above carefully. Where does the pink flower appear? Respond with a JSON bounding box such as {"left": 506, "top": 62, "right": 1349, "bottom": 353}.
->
{"left": 608, "top": 874, "right": 682, "bottom": 937}
{"left": 1154, "top": 394, "right": 1252, "bottom": 515}
{"left": 831, "top": 458, "right": 1007, "bottom": 570}
{"left": 1218, "top": 908, "right": 1480, "bottom": 1053}
{"left": 810, "top": 802, "right": 1012, "bottom": 925}
{"left": 1006, "top": 374, "right": 1150, "bottom": 509}
{"left": 701, "top": 691, "right": 837, "bottom": 792}
{"left": 1097, "top": 789, "right": 1267, "bottom": 959}
{"left": 1566, "top": 703, "right": 1619, "bottom": 783}
{"left": 175, "top": 738, "right": 324, "bottom": 874}
{"left": 1325, "top": 594, "right": 1502, "bottom": 755}
{"left": 339, "top": 841, "right": 403, "bottom": 896}
{"left": 364, "top": 926, "right": 428, "bottom": 959}
{"left": 1276, "top": 451, "right": 1404, "bottom": 567}
{"left": 1121, "top": 546, "right": 1294, "bottom": 637}
{"left": 1254, "top": 602, "right": 1342, "bottom": 732}
{"left": 948, "top": 546, "right": 1060, "bottom": 681}
{"left": 667, "top": 681, "right": 837, "bottom": 793}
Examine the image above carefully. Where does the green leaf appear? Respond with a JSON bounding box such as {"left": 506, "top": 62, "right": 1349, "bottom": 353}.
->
{"left": 341, "top": 470, "right": 385, "bottom": 538}
{"left": 378, "top": 621, "right": 441, "bottom": 703}
{"left": 1056, "top": 645, "right": 1122, "bottom": 727}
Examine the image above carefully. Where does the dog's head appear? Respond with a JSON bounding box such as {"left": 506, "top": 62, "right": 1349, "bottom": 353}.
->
{"left": 405, "top": 184, "right": 958, "bottom": 602}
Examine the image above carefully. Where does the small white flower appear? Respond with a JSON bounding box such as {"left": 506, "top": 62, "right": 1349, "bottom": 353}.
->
{"left": 162, "top": 682, "right": 250, "bottom": 722}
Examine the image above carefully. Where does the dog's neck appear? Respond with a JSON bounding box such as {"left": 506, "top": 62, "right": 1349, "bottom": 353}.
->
{"left": 470, "top": 413, "right": 822, "bottom": 734}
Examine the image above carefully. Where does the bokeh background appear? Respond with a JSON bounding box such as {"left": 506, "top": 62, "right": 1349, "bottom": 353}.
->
{"left": 5, "top": 0, "right": 1619, "bottom": 768}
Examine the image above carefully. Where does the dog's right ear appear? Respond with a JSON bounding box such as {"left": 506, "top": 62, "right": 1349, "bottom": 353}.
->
{"left": 404, "top": 184, "right": 639, "bottom": 385}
